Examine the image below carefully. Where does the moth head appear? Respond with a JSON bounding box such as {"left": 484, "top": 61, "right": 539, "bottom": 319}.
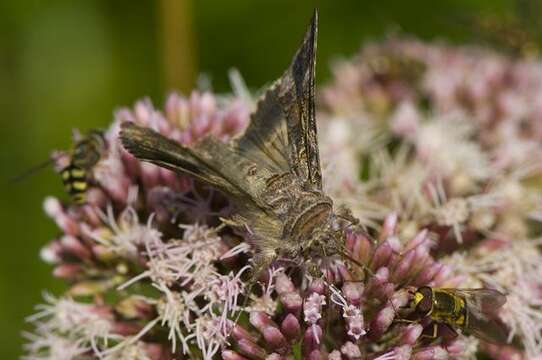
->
{"left": 307, "top": 220, "right": 346, "bottom": 257}
{"left": 330, "top": 213, "right": 349, "bottom": 240}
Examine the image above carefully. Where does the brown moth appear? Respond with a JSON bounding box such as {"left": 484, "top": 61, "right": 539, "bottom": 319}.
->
{"left": 120, "top": 10, "right": 358, "bottom": 276}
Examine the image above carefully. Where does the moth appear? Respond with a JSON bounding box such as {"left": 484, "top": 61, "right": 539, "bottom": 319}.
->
{"left": 120, "top": 11, "right": 358, "bottom": 276}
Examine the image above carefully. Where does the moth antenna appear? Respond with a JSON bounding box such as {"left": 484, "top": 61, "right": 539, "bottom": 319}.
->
{"left": 338, "top": 250, "right": 375, "bottom": 279}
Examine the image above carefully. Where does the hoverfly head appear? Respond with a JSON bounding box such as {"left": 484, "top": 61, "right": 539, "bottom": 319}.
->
{"left": 413, "top": 286, "right": 433, "bottom": 316}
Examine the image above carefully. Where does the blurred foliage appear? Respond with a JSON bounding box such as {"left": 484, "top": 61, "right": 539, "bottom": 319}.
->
{"left": 0, "top": 0, "right": 526, "bottom": 357}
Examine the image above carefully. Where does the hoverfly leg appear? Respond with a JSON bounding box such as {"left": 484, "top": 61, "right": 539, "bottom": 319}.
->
{"left": 438, "top": 323, "right": 459, "bottom": 342}
{"left": 418, "top": 322, "right": 439, "bottom": 341}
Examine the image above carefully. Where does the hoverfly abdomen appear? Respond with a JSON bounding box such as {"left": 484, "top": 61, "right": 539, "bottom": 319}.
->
{"left": 61, "top": 164, "right": 88, "bottom": 204}
{"left": 61, "top": 130, "right": 106, "bottom": 205}
{"left": 431, "top": 289, "right": 467, "bottom": 326}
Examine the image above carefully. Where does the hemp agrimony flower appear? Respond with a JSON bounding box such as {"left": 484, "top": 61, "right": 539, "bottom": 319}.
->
{"left": 24, "top": 15, "right": 542, "bottom": 360}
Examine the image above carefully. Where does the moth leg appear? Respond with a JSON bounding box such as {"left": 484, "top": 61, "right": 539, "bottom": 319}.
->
{"left": 306, "top": 259, "right": 323, "bottom": 278}
{"left": 339, "top": 249, "right": 374, "bottom": 279}
{"left": 336, "top": 206, "right": 377, "bottom": 247}
{"left": 335, "top": 205, "right": 359, "bottom": 226}
{"left": 251, "top": 254, "right": 274, "bottom": 282}
{"left": 234, "top": 254, "right": 273, "bottom": 326}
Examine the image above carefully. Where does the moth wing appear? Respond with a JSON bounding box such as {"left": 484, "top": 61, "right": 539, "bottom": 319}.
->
{"left": 120, "top": 122, "right": 272, "bottom": 210}
{"left": 235, "top": 10, "right": 321, "bottom": 189}
{"left": 235, "top": 81, "right": 290, "bottom": 173}
{"left": 277, "top": 10, "right": 322, "bottom": 189}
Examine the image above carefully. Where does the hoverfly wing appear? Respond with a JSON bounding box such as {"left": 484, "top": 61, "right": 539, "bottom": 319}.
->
{"left": 466, "top": 309, "right": 509, "bottom": 344}
{"left": 452, "top": 288, "right": 507, "bottom": 316}
{"left": 450, "top": 288, "right": 508, "bottom": 344}
{"left": 277, "top": 9, "right": 322, "bottom": 190}
{"left": 120, "top": 121, "right": 272, "bottom": 211}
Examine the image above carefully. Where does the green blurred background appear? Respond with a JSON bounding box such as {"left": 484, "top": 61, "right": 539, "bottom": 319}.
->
{"left": 0, "top": 0, "right": 523, "bottom": 357}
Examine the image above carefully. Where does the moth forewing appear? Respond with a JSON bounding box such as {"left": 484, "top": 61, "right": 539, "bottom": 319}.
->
{"left": 276, "top": 9, "right": 323, "bottom": 190}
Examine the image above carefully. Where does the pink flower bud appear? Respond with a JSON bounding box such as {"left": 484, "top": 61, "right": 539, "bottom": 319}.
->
{"left": 412, "top": 345, "right": 448, "bottom": 360}
{"left": 281, "top": 314, "right": 301, "bottom": 342}
{"left": 341, "top": 341, "right": 362, "bottom": 359}
{"left": 401, "top": 324, "right": 423, "bottom": 345}
{"left": 222, "top": 350, "right": 249, "bottom": 360}
{"left": 237, "top": 339, "right": 267, "bottom": 360}
{"left": 302, "top": 325, "right": 323, "bottom": 356}
{"left": 53, "top": 263, "right": 84, "bottom": 279}
{"left": 263, "top": 326, "right": 288, "bottom": 354}
{"left": 369, "top": 305, "right": 395, "bottom": 340}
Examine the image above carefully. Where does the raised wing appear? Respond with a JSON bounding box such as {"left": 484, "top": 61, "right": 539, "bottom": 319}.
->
{"left": 278, "top": 9, "right": 322, "bottom": 189}
{"left": 235, "top": 81, "right": 290, "bottom": 173}
{"left": 236, "top": 10, "right": 322, "bottom": 189}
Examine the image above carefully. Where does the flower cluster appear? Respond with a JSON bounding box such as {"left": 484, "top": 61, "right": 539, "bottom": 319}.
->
{"left": 320, "top": 38, "right": 542, "bottom": 358}
{"left": 25, "top": 92, "right": 251, "bottom": 359}
{"left": 24, "top": 38, "right": 542, "bottom": 359}
{"left": 222, "top": 214, "right": 467, "bottom": 360}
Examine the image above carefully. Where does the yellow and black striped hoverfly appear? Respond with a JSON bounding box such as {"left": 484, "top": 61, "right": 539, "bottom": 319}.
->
{"left": 13, "top": 130, "right": 106, "bottom": 204}
{"left": 408, "top": 286, "right": 508, "bottom": 343}
{"left": 59, "top": 130, "right": 106, "bottom": 204}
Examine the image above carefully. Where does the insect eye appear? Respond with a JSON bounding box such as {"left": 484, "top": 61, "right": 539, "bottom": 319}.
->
{"left": 331, "top": 219, "right": 341, "bottom": 231}
{"left": 416, "top": 293, "right": 432, "bottom": 315}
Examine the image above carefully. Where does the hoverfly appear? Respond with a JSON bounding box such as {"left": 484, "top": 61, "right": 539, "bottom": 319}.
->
{"left": 60, "top": 129, "right": 106, "bottom": 204}
{"left": 12, "top": 129, "right": 106, "bottom": 205}
{"left": 409, "top": 286, "right": 508, "bottom": 343}
{"left": 119, "top": 10, "right": 359, "bottom": 277}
